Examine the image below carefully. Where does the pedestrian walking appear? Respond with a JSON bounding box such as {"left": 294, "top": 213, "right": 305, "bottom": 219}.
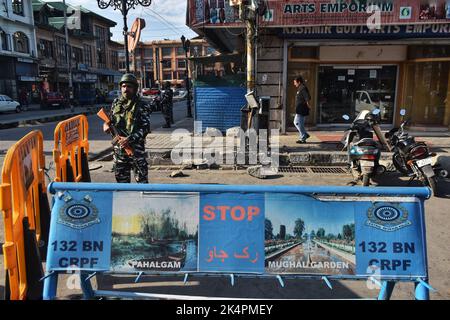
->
{"left": 293, "top": 75, "right": 312, "bottom": 144}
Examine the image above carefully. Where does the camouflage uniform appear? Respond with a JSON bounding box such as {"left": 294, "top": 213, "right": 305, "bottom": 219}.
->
{"left": 161, "top": 87, "right": 173, "bottom": 128}
{"left": 110, "top": 95, "right": 151, "bottom": 183}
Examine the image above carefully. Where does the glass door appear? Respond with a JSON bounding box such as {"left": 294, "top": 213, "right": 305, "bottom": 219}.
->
{"left": 317, "top": 65, "right": 397, "bottom": 124}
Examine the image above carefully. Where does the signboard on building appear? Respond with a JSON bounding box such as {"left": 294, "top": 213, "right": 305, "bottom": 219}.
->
{"left": 281, "top": 23, "right": 450, "bottom": 40}
{"left": 188, "top": 0, "right": 450, "bottom": 28}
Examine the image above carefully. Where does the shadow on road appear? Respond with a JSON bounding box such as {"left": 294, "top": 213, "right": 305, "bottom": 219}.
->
{"left": 373, "top": 172, "right": 450, "bottom": 198}
{"left": 94, "top": 274, "right": 367, "bottom": 300}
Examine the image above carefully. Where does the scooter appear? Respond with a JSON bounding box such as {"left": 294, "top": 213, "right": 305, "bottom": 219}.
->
{"left": 385, "top": 109, "right": 448, "bottom": 196}
{"left": 342, "top": 109, "right": 386, "bottom": 186}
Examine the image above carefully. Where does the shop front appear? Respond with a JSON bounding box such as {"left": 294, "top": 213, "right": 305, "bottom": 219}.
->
{"left": 285, "top": 44, "right": 405, "bottom": 128}
{"left": 187, "top": 0, "right": 450, "bottom": 131}
{"left": 285, "top": 42, "right": 450, "bottom": 130}
{"left": 73, "top": 72, "right": 97, "bottom": 105}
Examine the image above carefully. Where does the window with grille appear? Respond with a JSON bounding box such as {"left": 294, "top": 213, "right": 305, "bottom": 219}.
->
{"left": 12, "top": 0, "right": 24, "bottom": 16}
{"left": 38, "top": 39, "right": 53, "bottom": 58}
{"left": 13, "top": 32, "right": 29, "bottom": 54}
{"left": 83, "top": 44, "right": 92, "bottom": 66}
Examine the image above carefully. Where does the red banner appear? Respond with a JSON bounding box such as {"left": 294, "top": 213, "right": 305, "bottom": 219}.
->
{"left": 188, "top": 0, "right": 450, "bottom": 28}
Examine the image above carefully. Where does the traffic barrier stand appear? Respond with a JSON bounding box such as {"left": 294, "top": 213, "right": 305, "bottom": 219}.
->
{"left": 1, "top": 131, "right": 50, "bottom": 300}
{"left": 42, "top": 183, "right": 434, "bottom": 300}
{"left": 53, "top": 115, "right": 91, "bottom": 183}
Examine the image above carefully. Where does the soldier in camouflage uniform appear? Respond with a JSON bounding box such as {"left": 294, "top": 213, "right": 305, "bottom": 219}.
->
{"left": 103, "top": 73, "right": 151, "bottom": 183}
{"left": 161, "top": 81, "right": 173, "bottom": 128}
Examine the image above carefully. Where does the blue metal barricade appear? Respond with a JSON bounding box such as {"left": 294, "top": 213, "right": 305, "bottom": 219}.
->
{"left": 43, "top": 183, "right": 433, "bottom": 300}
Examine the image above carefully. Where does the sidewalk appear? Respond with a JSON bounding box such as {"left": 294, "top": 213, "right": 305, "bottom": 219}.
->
{"left": 0, "top": 103, "right": 104, "bottom": 128}
{"left": 146, "top": 117, "right": 450, "bottom": 167}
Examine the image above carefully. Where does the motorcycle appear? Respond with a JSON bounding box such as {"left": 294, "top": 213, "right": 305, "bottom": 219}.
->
{"left": 342, "top": 109, "right": 386, "bottom": 186}
{"left": 385, "top": 109, "right": 448, "bottom": 196}
{"left": 148, "top": 95, "right": 160, "bottom": 113}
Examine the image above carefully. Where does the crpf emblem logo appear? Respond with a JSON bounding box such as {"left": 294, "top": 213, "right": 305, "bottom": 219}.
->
{"left": 58, "top": 195, "right": 100, "bottom": 229}
{"left": 366, "top": 204, "right": 411, "bottom": 232}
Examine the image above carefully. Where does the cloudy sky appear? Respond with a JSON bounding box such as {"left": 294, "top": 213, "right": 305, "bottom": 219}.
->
{"left": 44, "top": 0, "right": 198, "bottom": 42}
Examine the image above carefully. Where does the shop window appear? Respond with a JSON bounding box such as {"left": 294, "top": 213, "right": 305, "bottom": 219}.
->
{"left": 316, "top": 65, "right": 397, "bottom": 124}
{"left": 12, "top": 0, "right": 24, "bottom": 16}
{"left": 404, "top": 62, "right": 450, "bottom": 126}
{"left": 13, "top": 32, "right": 29, "bottom": 54}
{"left": 289, "top": 47, "right": 319, "bottom": 60}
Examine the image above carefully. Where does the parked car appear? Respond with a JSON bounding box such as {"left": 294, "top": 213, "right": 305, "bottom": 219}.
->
{"left": 0, "top": 94, "right": 21, "bottom": 113}
{"left": 106, "top": 90, "right": 121, "bottom": 103}
{"left": 173, "top": 89, "right": 188, "bottom": 100}
{"left": 355, "top": 90, "right": 391, "bottom": 120}
{"left": 143, "top": 87, "right": 161, "bottom": 99}
{"left": 141, "top": 88, "right": 153, "bottom": 96}
{"left": 40, "top": 92, "right": 68, "bottom": 109}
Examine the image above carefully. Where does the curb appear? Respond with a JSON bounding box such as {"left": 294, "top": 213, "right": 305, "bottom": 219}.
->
{"left": 0, "top": 106, "right": 103, "bottom": 129}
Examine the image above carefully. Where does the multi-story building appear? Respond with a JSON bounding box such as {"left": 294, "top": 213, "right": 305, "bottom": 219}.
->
{"left": 187, "top": 0, "right": 450, "bottom": 131}
{"left": 0, "top": 0, "right": 39, "bottom": 100}
{"left": 32, "top": 0, "right": 122, "bottom": 102}
{"left": 130, "top": 38, "right": 216, "bottom": 89}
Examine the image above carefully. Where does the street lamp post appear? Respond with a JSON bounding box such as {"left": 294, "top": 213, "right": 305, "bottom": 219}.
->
{"left": 96, "top": 0, "right": 152, "bottom": 73}
{"left": 181, "top": 35, "right": 192, "bottom": 118}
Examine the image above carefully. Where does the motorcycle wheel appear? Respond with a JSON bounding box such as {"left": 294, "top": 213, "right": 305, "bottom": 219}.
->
{"left": 363, "top": 174, "right": 370, "bottom": 187}
{"left": 425, "top": 176, "right": 440, "bottom": 197}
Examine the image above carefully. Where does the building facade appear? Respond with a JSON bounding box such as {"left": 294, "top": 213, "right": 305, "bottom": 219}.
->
{"left": 0, "top": 0, "right": 39, "bottom": 100}
{"left": 187, "top": 0, "right": 450, "bottom": 131}
{"left": 130, "top": 38, "right": 216, "bottom": 88}
{"left": 32, "top": 0, "right": 122, "bottom": 103}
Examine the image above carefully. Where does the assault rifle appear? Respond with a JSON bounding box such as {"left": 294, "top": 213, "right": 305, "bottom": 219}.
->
{"left": 97, "top": 108, "right": 146, "bottom": 179}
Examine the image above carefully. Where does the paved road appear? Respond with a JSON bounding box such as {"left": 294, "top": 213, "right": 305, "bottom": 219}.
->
{"left": 0, "top": 101, "right": 189, "bottom": 169}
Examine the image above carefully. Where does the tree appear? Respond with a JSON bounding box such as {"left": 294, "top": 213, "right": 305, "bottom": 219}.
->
{"left": 316, "top": 228, "right": 326, "bottom": 239}
{"left": 293, "top": 218, "right": 305, "bottom": 239}
{"left": 265, "top": 219, "right": 274, "bottom": 240}
{"left": 310, "top": 230, "right": 316, "bottom": 239}
{"left": 343, "top": 224, "right": 355, "bottom": 241}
